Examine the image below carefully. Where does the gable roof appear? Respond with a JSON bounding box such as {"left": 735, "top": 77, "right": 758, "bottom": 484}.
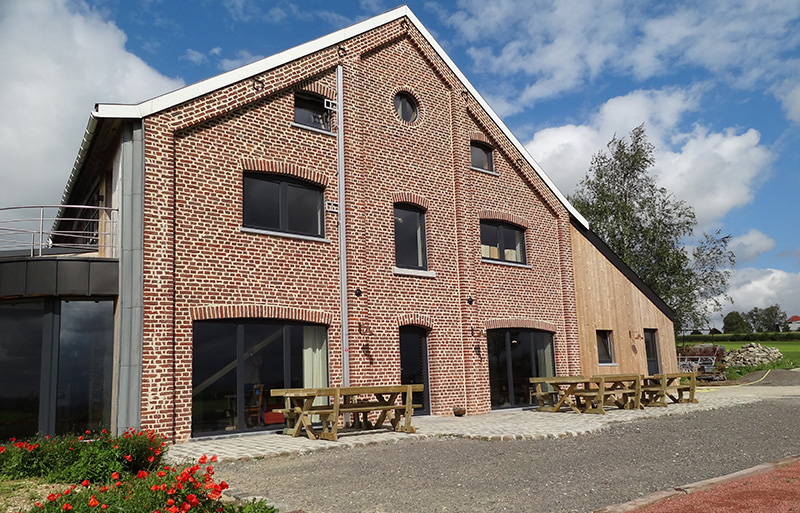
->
{"left": 64, "top": 5, "right": 588, "bottom": 229}
{"left": 788, "top": 315, "right": 800, "bottom": 323}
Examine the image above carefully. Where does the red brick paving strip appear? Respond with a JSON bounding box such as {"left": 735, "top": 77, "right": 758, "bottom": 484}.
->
{"left": 635, "top": 457, "right": 800, "bottom": 513}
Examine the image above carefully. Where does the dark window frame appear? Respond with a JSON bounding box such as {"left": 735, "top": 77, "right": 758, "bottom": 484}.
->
{"left": 394, "top": 203, "right": 428, "bottom": 271}
{"left": 242, "top": 172, "right": 325, "bottom": 238}
{"left": 293, "top": 92, "right": 331, "bottom": 132}
{"left": 596, "top": 330, "right": 615, "bottom": 364}
{"left": 470, "top": 141, "right": 494, "bottom": 172}
{"left": 480, "top": 220, "right": 527, "bottom": 264}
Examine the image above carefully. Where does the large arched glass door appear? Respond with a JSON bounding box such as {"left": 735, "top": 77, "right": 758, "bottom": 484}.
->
{"left": 487, "top": 329, "right": 554, "bottom": 408}
{"left": 192, "top": 320, "right": 327, "bottom": 436}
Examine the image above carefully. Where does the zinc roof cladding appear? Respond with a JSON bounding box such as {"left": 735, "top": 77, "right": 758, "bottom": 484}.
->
{"left": 75, "top": 5, "right": 587, "bottom": 228}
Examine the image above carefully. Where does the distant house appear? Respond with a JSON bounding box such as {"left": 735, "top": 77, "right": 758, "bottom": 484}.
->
{"left": 788, "top": 316, "right": 800, "bottom": 331}
{"left": 0, "top": 6, "right": 677, "bottom": 442}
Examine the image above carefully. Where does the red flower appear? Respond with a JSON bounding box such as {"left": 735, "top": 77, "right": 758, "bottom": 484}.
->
{"left": 111, "top": 472, "right": 120, "bottom": 480}
{"left": 181, "top": 502, "right": 191, "bottom": 512}
{"left": 0, "top": 447, "right": 4, "bottom": 453}
{"left": 198, "top": 454, "right": 208, "bottom": 464}
{"left": 101, "top": 505, "right": 108, "bottom": 510}
{"left": 151, "top": 485, "right": 160, "bottom": 491}
{"left": 166, "top": 499, "right": 175, "bottom": 506}
{"left": 157, "top": 471, "right": 167, "bottom": 478}
{"left": 186, "top": 494, "right": 199, "bottom": 507}
{"left": 210, "top": 455, "right": 218, "bottom": 462}
{"left": 81, "top": 480, "right": 91, "bottom": 487}
{"left": 47, "top": 494, "right": 59, "bottom": 502}
{"left": 85, "top": 430, "right": 91, "bottom": 434}
{"left": 62, "top": 504, "right": 72, "bottom": 511}
{"left": 148, "top": 456, "right": 155, "bottom": 462}
{"left": 99, "top": 486, "right": 109, "bottom": 493}
{"left": 88, "top": 496, "right": 100, "bottom": 508}
{"left": 137, "top": 470, "right": 149, "bottom": 479}
{"left": 124, "top": 454, "right": 132, "bottom": 462}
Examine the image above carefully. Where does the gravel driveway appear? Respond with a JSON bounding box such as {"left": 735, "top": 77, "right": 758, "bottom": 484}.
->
{"left": 214, "top": 396, "right": 800, "bottom": 513}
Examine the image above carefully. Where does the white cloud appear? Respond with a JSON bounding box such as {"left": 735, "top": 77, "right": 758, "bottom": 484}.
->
{"left": 218, "top": 50, "right": 265, "bottom": 72}
{"left": 183, "top": 49, "right": 209, "bottom": 65}
{"left": 723, "top": 268, "right": 800, "bottom": 319}
{"left": 0, "top": 0, "right": 184, "bottom": 208}
{"left": 526, "top": 87, "right": 773, "bottom": 228}
{"left": 444, "top": 0, "right": 800, "bottom": 121}
{"left": 777, "top": 247, "right": 800, "bottom": 267}
{"left": 729, "top": 229, "right": 776, "bottom": 264}
{"left": 779, "top": 82, "right": 800, "bottom": 124}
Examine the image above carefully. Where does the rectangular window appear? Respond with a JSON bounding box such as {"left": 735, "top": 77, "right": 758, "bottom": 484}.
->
{"left": 294, "top": 93, "right": 331, "bottom": 132}
{"left": 470, "top": 142, "right": 494, "bottom": 172}
{"left": 243, "top": 173, "right": 324, "bottom": 237}
{"left": 480, "top": 221, "right": 526, "bottom": 264}
{"left": 596, "top": 330, "right": 615, "bottom": 364}
{"left": 394, "top": 204, "right": 427, "bottom": 270}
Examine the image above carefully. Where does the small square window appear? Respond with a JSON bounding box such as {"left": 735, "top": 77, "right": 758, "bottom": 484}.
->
{"left": 480, "top": 221, "right": 525, "bottom": 264}
{"left": 471, "top": 142, "right": 493, "bottom": 172}
{"left": 243, "top": 173, "right": 324, "bottom": 237}
{"left": 394, "top": 204, "right": 427, "bottom": 270}
{"left": 294, "top": 93, "right": 331, "bottom": 131}
{"left": 596, "top": 330, "right": 615, "bottom": 364}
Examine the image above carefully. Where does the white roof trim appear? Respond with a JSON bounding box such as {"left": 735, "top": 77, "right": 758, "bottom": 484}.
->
{"left": 87, "top": 5, "right": 587, "bottom": 227}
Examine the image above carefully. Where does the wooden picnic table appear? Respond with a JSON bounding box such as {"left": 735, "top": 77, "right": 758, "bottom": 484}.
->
{"left": 641, "top": 372, "right": 698, "bottom": 407}
{"left": 270, "top": 384, "right": 423, "bottom": 441}
{"left": 530, "top": 374, "right": 643, "bottom": 414}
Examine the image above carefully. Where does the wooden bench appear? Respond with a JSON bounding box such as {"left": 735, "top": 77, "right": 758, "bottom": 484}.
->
{"left": 530, "top": 374, "right": 642, "bottom": 414}
{"left": 271, "top": 384, "right": 424, "bottom": 441}
{"left": 641, "top": 372, "right": 698, "bottom": 407}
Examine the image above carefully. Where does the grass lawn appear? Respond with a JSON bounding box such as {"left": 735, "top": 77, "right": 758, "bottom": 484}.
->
{"left": 717, "top": 340, "right": 800, "bottom": 364}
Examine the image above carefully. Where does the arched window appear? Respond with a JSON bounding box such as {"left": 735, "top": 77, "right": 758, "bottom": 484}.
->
{"left": 394, "top": 203, "right": 427, "bottom": 270}
{"left": 470, "top": 141, "right": 494, "bottom": 172}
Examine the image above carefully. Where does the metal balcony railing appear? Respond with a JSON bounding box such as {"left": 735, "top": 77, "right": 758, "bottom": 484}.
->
{"left": 0, "top": 205, "right": 118, "bottom": 258}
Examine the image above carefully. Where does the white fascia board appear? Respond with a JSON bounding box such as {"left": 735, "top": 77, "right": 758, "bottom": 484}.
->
{"left": 401, "top": 10, "right": 589, "bottom": 229}
{"left": 93, "top": 6, "right": 413, "bottom": 120}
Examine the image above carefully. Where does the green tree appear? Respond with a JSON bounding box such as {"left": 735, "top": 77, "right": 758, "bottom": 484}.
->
{"left": 745, "top": 304, "right": 787, "bottom": 332}
{"left": 570, "top": 124, "right": 735, "bottom": 333}
{"left": 723, "top": 310, "right": 752, "bottom": 333}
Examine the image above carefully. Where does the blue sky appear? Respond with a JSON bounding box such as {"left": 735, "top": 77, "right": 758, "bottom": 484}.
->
{"left": 1, "top": 0, "right": 799, "bottom": 325}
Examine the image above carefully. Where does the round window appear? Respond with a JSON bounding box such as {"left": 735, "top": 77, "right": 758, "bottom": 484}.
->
{"left": 393, "top": 92, "right": 418, "bottom": 123}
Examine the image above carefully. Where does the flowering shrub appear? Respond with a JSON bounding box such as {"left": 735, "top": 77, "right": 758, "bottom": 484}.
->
{"left": 1, "top": 432, "right": 276, "bottom": 513}
{"left": 0, "top": 429, "right": 167, "bottom": 483}
{"left": 22, "top": 456, "right": 275, "bottom": 513}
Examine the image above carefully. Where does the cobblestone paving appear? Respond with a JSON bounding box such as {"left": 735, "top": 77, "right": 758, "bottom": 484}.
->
{"left": 166, "top": 384, "right": 800, "bottom": 465}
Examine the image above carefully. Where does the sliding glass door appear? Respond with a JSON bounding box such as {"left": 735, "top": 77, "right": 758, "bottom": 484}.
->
{"left": 191, "top": 320, "right": 327, "bottom": 436}
{"left": 487, "top": 329, "right": 554, "bottom": 408}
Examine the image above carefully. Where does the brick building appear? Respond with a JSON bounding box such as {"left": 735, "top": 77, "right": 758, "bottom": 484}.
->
{"left": 0, "top": 6, "right": 676, "bottom": 442}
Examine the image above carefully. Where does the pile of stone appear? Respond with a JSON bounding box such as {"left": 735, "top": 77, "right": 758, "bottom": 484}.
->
{"left": 722, "top": 342, "right": 783, "bottom": 367}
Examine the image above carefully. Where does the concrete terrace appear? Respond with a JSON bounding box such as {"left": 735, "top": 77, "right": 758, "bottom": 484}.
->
{"left": 165, "top": 383, "right": 800, "bottom": 464}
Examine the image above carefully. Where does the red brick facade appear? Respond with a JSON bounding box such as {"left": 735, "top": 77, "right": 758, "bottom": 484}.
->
{"left": 138, "top": 17, "right": 582, "bottom": 440}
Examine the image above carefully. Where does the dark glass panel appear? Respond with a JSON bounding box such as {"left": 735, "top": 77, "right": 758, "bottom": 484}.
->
{"left": 294, "top": 94, "right": 330, "bottom": 131}
{"left": 0, "top": 301, "right": 44, "bottom": 439}
{"left": 243, "top": 174, "right": 280, "bottom": 231}
{"left": 55, "top": 301, "right": 114, "bottom": 434}
{"left": 470, "top": 143, "right": 493, "bottom": 171}
{"left": 597, "top": 331, "right": 613, "bottom": 364}
{"left": 243, "top": 322, "right": 283, "bottom": 429}
{"left": 192, "top": 321, "right": 238, "bottom": 434}
{"left": 487, "top": 330, "right": 509, "bottom": 407}
{"left": 502, "top": 225, "right": 525, "bottom": 263}
{"left": 393, "top": 93, "right": 417, "bottom": 122}
{"left": 508, "top": 331, "right": 533, "bottom": 405}
{"left": 399, "top": 326, "right": 428, "bottom": 414}
{"left": 480, "top": 222, "right": 500, "bottom": 260}
{"left": 394, "top": 205, "right": 426, "bottom": 269}
{"left": 286, "top": 182, "right": 322, "bottom": 236}
{"left": 644, "top": 329, "right": 660, "bottom": 375}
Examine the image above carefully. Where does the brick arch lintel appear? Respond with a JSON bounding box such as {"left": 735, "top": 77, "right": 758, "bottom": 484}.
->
{"left": 396, "top": 313, "right": 434, "bottom": 330}
{"left": 469, "top": 132, "right": 491, "bottom": 146}
{"left": 484, "top": 318, "right": 558, "bottom": 333}
{"left": 190, "top": 304, "right": 333, "bottom": 326}
{"left": 479, "top": 209, "right": 529, "bottom": 229}
{"left": 295, "top": 81, "right": 336, "bottom": 101}
{"left": 241, "top": 159, "right": 329, "bottom": 188}
{"left": 391, "top": 192, "right": 430, "bottom": 211}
